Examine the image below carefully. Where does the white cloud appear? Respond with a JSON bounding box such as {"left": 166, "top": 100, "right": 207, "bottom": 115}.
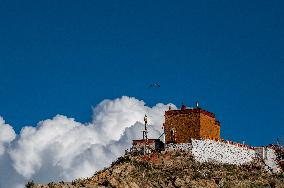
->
{"left": 0, "top": 96, "right": 176, "bottom": 188}
{"left": 0, "top": 117, "right": 16, "bottom": 155}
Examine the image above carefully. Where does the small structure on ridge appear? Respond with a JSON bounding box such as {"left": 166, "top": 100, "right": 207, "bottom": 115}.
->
{"left": 132, "top": 139, "right": 164, "bottom": 153}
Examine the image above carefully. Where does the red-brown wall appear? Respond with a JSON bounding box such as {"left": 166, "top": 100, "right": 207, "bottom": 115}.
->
{"left": 164, "top": 108, "right": 220, "bottom": 144}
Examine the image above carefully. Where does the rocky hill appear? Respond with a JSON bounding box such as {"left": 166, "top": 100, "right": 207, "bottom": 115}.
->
{"left": 29, "top": 150, "right": 284, "bottom": 188}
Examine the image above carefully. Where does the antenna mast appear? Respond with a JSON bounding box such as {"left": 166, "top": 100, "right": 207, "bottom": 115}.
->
{"left": 143, "top": 114, "right": 148, "bottom": 155}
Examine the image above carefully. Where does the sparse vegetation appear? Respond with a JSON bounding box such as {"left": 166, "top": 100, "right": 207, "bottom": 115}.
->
{"left": 30, "top": 151, "right": 284, "bottom": 188}
{"left": 25, "top": 180, "right": 35, "bottom": 188}
{"left": 47, "top": 182, "right": 56, "bottom": 188}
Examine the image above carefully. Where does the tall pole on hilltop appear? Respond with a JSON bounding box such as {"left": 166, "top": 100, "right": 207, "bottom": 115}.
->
{"left": 143, "top": 114, "right": 148, "bottom": 155}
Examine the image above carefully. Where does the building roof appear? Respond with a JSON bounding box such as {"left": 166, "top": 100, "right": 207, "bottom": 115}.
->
{"left": 132, "top": 139, "right": 161, "bottom": 143}
{"left": 165, "top": 107, "right": 216, "bottom": 118}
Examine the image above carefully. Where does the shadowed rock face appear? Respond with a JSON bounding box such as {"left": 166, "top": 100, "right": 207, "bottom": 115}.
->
{"left": 31, "top": 151, "right": 284, "bottom": 188}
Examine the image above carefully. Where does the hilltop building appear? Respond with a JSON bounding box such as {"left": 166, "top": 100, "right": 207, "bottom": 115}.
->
{"left": 131, "top": 102, "right": 220, "bottom": 152}
{"left": 129, "top": 103, "right": 283, "bottom": 174}
{"left": 164, "top": 103, "right": 220, "bottom": 144}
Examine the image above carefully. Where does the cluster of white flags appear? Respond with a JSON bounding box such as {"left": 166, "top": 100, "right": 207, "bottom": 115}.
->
{"left": 0, "top": 96, "right": 175, "bottom": 188}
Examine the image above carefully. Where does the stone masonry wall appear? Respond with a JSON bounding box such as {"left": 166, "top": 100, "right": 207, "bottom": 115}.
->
{"left": 165, "top": 139, "right": 282, "bottom": 174}
{"left": 164, "top": 112, "right": 200, "bottom": 144}
{"left": 164, "top": 108, "right": 220, "bottom": 144}
{"left": 165, "top": 143, "right": 192, "bottom": 152}
{"left": 199, "top": 113, "right": 220, "bottom": 140}
{"left": 263, "top": 148, "right": 282, "bottom": 174}
{"left": 191, "top": 139, "right": 255, "bottom": 165}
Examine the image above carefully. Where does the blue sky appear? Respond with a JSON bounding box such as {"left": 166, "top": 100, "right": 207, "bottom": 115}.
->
{"left": 0, "top": 0, "right": 283, "bottom": 146}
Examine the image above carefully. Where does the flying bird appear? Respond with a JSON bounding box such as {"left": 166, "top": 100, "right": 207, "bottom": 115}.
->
{"left": 149, "top": 83, "right": 161, "bottom": 88}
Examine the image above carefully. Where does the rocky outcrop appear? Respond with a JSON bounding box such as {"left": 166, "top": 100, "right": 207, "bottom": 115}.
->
{"left": 31, "top": 151, "right": 284, "bottom": 188}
